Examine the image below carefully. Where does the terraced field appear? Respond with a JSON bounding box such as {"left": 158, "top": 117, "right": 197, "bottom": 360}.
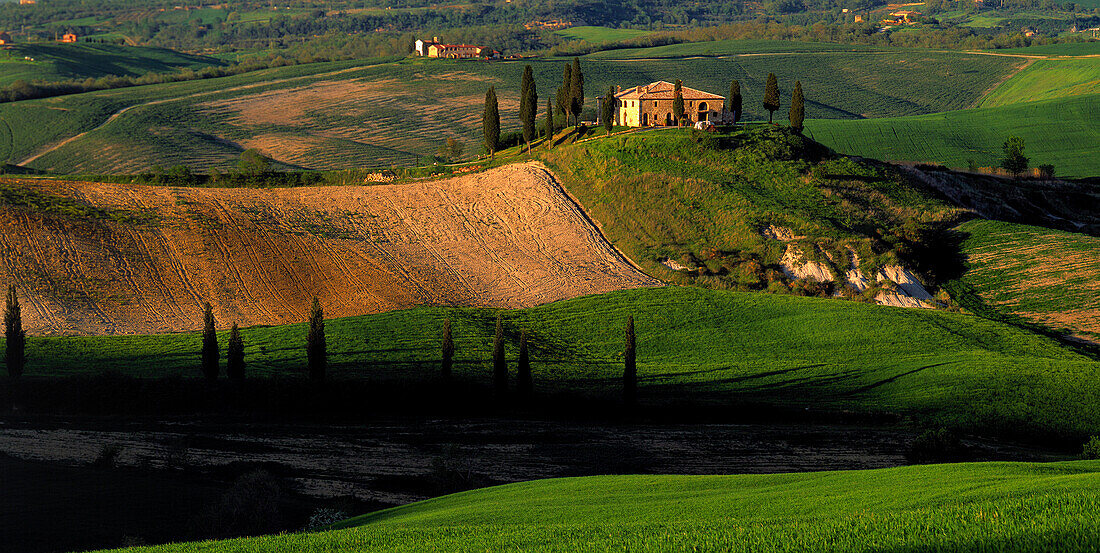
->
{"left": 956, "top": 219, "right": 1100, "bottom": 341}
{"left": 93, "top": 461, "right": 1100, "bottom": 552}
{"left": 1, "top": 46, "right": 1023, "bottom": 173}
{"left": 0, "top": 162, "right": 656, "bottom": 335}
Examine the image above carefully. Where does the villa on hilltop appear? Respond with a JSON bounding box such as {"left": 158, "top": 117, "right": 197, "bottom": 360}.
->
{"left": 415, "top": 37, "right": 500, "bottom": 59}
{"left": 602, "top": 81, "right": 727, "bottom": 127}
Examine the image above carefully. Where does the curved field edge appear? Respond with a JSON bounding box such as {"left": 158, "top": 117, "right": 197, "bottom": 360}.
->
{"left": 12, "top": 286, "right": 1100, "bottom": 438}
{"left": 96, "top": 460, "right": 1100, "bottom": 552}
{"left": 979, "top": 58, "right": 1100, "bottom": 108}
{"left": 807, "top": 93, "right": 1100, "bottom": 178}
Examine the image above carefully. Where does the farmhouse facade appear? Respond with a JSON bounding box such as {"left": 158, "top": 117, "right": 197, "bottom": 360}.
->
{"left": 415, "top": 37, "right": 499, "bottom": 59}
{"left": 603, "top": 81, "right": 726, "bottom": 127}
{"left": 61, "top": 32, "right": 77, "bottom": 43}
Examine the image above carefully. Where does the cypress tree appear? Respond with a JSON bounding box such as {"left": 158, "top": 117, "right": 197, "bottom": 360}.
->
{"left": 602, "top": 85, "right": 616, "bottom": 135}
{"left": 441, "top": 318, "right": 454, "bottom": 382}
{"left": 483, "top": 86, "right": 500, "bottom": 160}
{"left": 492, "top": 313, "right": 507, "bottom": 396}
{"left": 729, "top": 80, "right": 743, "bottom": 124}
{"left": 227, "top": 323, "right": 245, "bottom": 381}
{"left": 672, "top": 79, "right": 685, "bottom": 127}
{"left": 201, "top": 302, "right": 219, "bottom": 381}
{"left": 789, "top": 80, "right": 805, "bottom": 133}
{"left": 623, "top": 316, "right": 636, "bottom": 407}
{"left": 519, "top": 65, "right": 537, "bottom": 153}
{"left": 545, "top": 98, "right": 555, "bottom": 149}
{"left": 569, "top": 57, "right": 584, "bottom": 126}
{"left": 4, "top": 285, "right": 24, "bottom": 379}
{"left": 517, "top": 330, "right": 532, "bottom": 398}
{"left": 763, "top": 73, "right": 780, "bottom": 123}
{"left": 307, "top": 297, "right": 326, "bottom": 382}
{"left": 556, "top": 63, "right": 571, "bottom": 123}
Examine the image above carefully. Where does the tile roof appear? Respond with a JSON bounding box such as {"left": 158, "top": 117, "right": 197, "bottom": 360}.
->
{"left": 615, "top": 81, "right": 724, "bottom": 101}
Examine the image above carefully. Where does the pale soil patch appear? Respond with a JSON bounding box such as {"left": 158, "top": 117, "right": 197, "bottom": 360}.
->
{"left": 0, "top": 162, "right": 659, "bottom": 335}
{"left": 200, "top": 78, "right": 403, "bottom": 127}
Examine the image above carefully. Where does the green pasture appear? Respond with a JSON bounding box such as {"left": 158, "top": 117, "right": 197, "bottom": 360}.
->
{"left": 586, "top": 39, "right": 885, "bottom": 58}
{"left": 996, "top": 41, "right": 1100, "bottom": 56}
{"left": 99, "top": 460, "right": 1100, "bottom": 552}
{"left": 980, "top": 58, "right": 1100, "bottom": 107}
{"left": 10, "top": 285, "right": 1100, "bottom": 438}
{"left": 554, "top": 26, "right": 654, "bottom": 43}
{"left": 807, "top": 93, "right": 1100, "bottom": 178}
{"left": 0, "top": 43, "right": 224, "bottom": 87}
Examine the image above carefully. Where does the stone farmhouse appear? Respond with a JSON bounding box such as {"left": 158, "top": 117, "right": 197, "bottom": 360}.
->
{"left": 603, "top": 81, "right": 726, "bottom": 127}
{"left": 61, "top": 32, "right": 78, "bottom": 43}
{"left": 415, "top": 37, "right": 500, "bottom": 59}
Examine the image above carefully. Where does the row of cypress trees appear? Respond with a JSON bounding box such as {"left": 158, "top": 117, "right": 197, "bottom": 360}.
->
{"left": 758, "top": 73, "right": 806, "bottom": 132}
{"left": 5, "top": 285, "right": 641, "bottom": 405}
{"left": 484, "top": 58, "right": 587, "bottom": 158}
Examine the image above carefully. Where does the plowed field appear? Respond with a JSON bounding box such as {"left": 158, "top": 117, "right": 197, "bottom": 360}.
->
{"left": 0, "top": 162, "right": 658, "bottom": 335}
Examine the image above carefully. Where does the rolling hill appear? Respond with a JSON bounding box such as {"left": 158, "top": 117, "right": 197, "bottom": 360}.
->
{"left": 0, "top": 45, "right": 1024, "bottom": 173}
{"left": 91, "top": 460, "right": 1100, "bottom": 552}
{"left": 0, "top": 162, "right": 655, "bottom": 336}
{"left": 808, "top": 93, "right": 1100, "bottom": 178}
{"left": 0, "top": 43, "right": 225, "bottom": 87}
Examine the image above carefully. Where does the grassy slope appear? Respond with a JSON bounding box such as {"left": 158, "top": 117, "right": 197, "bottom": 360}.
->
{"left": 0, "top": 43, "right": 225, "bottom": 86}
{"left": 12, "top": 286, "right": 1100, "bottom": 437}
{"left": 807, "top": 93, "right": 1100, "bottom": 178}
{"left": 0, "top": 46, "right": 1022, "bottom": 172}
{"left": 554, "top": 26, "right": 654, "bottom": 42}
{"left": 586, "top": 38, "right": 878, "bottom": 58}
{"left": 980, "top": 58, "right": 1100, "bottom": 107}
{"left": 996, "top": 41, "right": 1100, "bottom": 56}
{"left": 101, "top": 461, "right": 1100, "bottom": 552}
{"left": 954, "top": 219, "right": 1100, "bottom": 341}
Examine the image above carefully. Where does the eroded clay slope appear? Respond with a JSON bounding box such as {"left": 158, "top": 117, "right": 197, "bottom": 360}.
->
{"left": 0, "top": 162, "right": 659, "bottom": 335}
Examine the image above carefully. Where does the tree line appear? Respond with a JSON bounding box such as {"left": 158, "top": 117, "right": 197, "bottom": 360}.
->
{"left": 3, "top": 287, "right": 642, "bottom": 406}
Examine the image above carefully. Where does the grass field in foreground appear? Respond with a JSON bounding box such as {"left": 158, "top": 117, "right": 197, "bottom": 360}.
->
{"left": 954, "top": 219, "right": 1100, "bottom": 341}
{"left": 980, "top": 58, "right": 1100, "bottom": 107}
{"left": 807, "top": 93, "right": 1100, "bottom": 178}
{"left": 100, "top": 460, "right": 1100, "bottom": 552}
{"left": 0, "top": 43, "right": 224, "bottom": 87}
{"left": 10, "top": 286, "right": 1100, "bottom": 438}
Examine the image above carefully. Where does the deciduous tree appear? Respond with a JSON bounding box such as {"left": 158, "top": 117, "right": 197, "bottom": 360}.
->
{"left": 1001, "top": 136, "right": 1029, "bottom": 178}
{"left": 5, "top": 285, "right": 24, "bottom": 379}
{"left": 763, "top": 73, "right": 780, "bottom": 123}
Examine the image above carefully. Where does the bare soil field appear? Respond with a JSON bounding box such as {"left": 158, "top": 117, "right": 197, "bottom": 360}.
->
{"left": 0, "top": 162, "right": 658, "bottom": 335}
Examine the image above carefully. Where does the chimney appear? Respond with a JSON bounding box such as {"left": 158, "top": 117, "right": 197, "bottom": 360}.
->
{"left": 433, "top": 36, "right": 439, "bottom": 43}
{"left": 616, "top": 85, "right": 621, "bottom": 93}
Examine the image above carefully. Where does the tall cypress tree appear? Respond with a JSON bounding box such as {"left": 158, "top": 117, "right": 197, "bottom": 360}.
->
{"left": 227, "top": 323, "right": 245, "bottom": 381}
{"left": 763, "top": 73, "right": 780, "bottom": 123}
{"left": 556, "top": 63, "right": 571, "bottom": 123}
{"left": 517, "top": 330, "right": 531, "bottom": 398}
{"left": 5, "top": 285, "right": 24, "bottom": 379}
{"left": 729, "top": 80, "right": 743, "bottom": 124}
{"left": 519, "top": 65, "right": 537, "bottom": 153}
{"left": 441, "top": 318, "right": 454, "bottom": 382}
{"left": 672, "top": 79, "right": 685, "bottom": 127}
{"left": 569, "top": 57, "right": 584, "bottom": 126}
{"left": 307, "top": 297, "right": 326, "bottom": 382}
{"left": 492, "top": 313, "right": 507, "bottom": 396}
{"left": 201, "top": 302, "right": 219, "bottom": 381}
{"left": 545, "top": 98, "right": 555, "bottom": 148}
{"left": 602, "top": 85, "right": 616, "bottom": 135}
{"left": 483, "top": 86, "right": 500, "bottom": 160}
{"left": 789, "top": 80, "right": 805, "bottom": 133}
{"left": 623, "top": 316, "right": 636, "bottom": 407}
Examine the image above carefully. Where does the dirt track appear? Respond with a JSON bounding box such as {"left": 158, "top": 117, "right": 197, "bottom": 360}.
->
{"left": 0, "top": 162, "right": 659, "bottom": 335}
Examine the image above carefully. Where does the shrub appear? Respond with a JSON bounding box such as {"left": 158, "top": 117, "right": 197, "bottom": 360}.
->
{"left": 906, "top": 428, "right": 969, "bottom": 464}
{"left": 1081, "top": 436, "right": 1100, "bottom": 459}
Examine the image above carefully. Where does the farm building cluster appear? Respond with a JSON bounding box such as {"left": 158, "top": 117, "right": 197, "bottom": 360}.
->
{"left": 414, "top": 37, "right": 500, "bottom": 59}
{"left": 600, "top": 81, "right": 731, "bottom": 128}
